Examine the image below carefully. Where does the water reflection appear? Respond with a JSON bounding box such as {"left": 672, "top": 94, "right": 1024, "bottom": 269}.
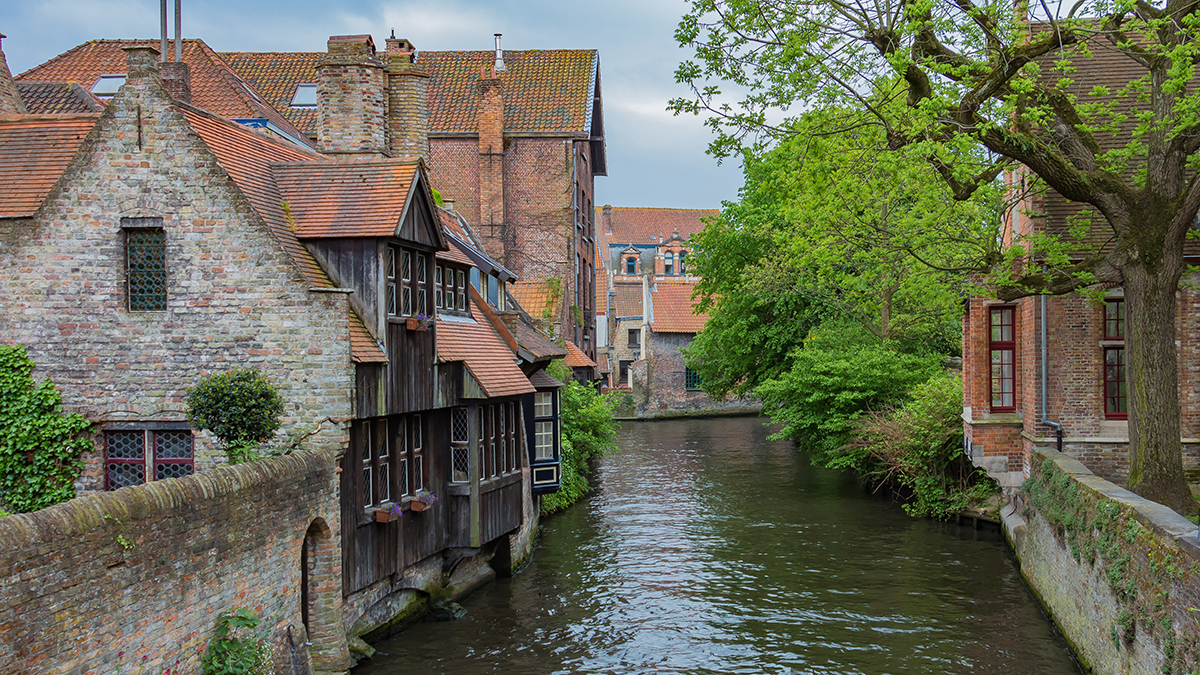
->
{"left": 358, "top": 417, "right": 1080, "bottom": 675}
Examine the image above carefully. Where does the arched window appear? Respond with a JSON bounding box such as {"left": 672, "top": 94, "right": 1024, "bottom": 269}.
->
{"left": 625, "top": 257, "right": 636, "bottom": 274}
{"left": 664, "top": 252, "right": 674, "bottom": 275}
{"left": 678, "top": 251, "right": 688, "bottom": 274}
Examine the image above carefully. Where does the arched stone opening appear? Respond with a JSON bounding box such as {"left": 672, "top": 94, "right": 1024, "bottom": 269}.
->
{"left": 300, "top": 517, "right": 352, "bottom": 674}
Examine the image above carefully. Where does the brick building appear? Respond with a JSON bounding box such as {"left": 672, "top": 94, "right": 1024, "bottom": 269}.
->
{"left": 0, "top": 33, "right": 571, "bottom": 668}
{"left": 594, "top": 206, "right": 757, "bottom": 416}
{"left": 961, "top": 41, "right": 1200, "bottom": 489}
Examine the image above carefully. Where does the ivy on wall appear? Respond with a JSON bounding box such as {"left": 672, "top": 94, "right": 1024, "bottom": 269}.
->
{"left": 0, "top": 345, "right": 94, "bottom": 513}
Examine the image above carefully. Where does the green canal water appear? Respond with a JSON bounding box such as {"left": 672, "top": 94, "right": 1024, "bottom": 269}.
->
{"left": 357, "top": 416, "right": 1081, "bottom": 674}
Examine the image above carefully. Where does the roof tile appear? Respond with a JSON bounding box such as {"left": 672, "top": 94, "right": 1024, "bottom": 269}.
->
{"left": 510, "top": 279, "right": 560, "bottom": 319}
{"left": 649, "top": 281, "right": 708, "bottom": 333}
{"left": 271, "top": 159, "right": 419, "bottom": 238}
{"left": 437, "top": 307, "right": 535, "bottom": 398}
{"left": 598, "top": 207, "right": 716, "bottom": 246}
{"left": 563, "top": 340, "right": 596, "bottom": 369}
{"left": 16, "top": 82, "right": 104, "bottom": 113}
{"left": 350, "top": 310, "right": 386, "bottom": 363}
{"left": 0, "top": 114, "right": 100, "bottom": 218}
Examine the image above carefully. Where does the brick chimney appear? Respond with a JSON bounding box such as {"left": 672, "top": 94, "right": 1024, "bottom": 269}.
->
{"left": 384, "top": 35, "right": 429, "bottom": 160}
{"left": 317, "top": 35, "right": 386, "bottom": 155}
{"left": 477, "top": 64, "right": 505, "bottom": 261}
{"left": 0, "top": 34, "right": 27, "bottom": 114}
{"left": 124, "top": 44, "right": 162, "bottom": 80}
{"left": 159, "top": 60, "right": 192, "bottom": 104}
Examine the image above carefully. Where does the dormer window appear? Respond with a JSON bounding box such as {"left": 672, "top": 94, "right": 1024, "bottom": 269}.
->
{"left": 435, "top": 265, "right": 444, "bottom": 309}
{"left": 91, "top": 75, "right": 126, "bottom": 98}
{"left": 678, "top": 251, "right": 688, "bottom": 274}
{"left": 664, "top": 252, "right": 674, "bottom": 275}
{"left": 625, "top": 257, "right": 636, "bottom": 274}
{"left": 290, "top": 83, "right": 317, "bottom": 107}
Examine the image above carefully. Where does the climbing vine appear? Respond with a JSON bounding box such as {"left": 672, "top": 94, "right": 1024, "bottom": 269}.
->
{"left": 0, "top": 346, "right": 94, "bottom": 513}
{"left": 1024, "top": 458, "right": 1200, "bottom": 672}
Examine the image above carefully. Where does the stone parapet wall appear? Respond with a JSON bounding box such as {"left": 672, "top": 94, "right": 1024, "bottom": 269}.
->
{"left": 1005, "top": 449, "right": 1200, "bottom": 675}
{"left": 0, "top": 451, "right": 351, "bottom": 675}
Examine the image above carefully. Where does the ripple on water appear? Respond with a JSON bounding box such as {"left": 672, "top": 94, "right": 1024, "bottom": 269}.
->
{"left": 357, "top": 417, "right": 1081, "bottom": 675}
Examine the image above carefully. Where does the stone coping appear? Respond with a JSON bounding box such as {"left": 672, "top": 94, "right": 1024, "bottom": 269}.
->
{"left": 1029, "top": 448, "right": 1200, "bottom": 559}
{"left": 0, "top": 449, "right": 336, "bottom": 547}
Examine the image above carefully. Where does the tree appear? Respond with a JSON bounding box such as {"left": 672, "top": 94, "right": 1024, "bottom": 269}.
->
{"left": 673, "top": 0, "right": 1200, "bottom": 513}
{"left": 186, "top": 368, "right": 284, "bottom": 463}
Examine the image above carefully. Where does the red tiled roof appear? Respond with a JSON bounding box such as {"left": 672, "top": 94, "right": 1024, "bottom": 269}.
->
{"left": 16, "top": 82, "right": 104, "bottom": 113}
{"left": 650, "top": 281, "right": 708, "bottom": 333}
{"left": 598, "top": 207, "right": 716, "bottom": 246}
{"left": 218, "top": 48, "right": 599, "bottom": 136}
{"left": 611, "top": 283, "right": 643, "bottom": 319}
{"left": 271, "top": 159, "right": 419, "bottom": 238}
{"left": 350, "top": 310, "right": 386, "bottom": 363}
{"left": 563, "top": 340, "right": 596, "bottom": 369}
{"left": 18, "top": 39, "right": 312, "bottom": 145}
{"left": 180, "top": 106, "right": 332, "bottom": 287}
{"left": 437, "top": 317, "right": 535, "bottom": 399}
{"left": 596, "top": 351, "right": 611, "bottom": 373}
{"left": 0, "top": 114, "right": 100, "bottom": 218}
{"left": 510, "top": 279, "right": 560, "bottom": 319}
{"left": 436, "top": 210, "right": 478, "bottom": 266}
{"left": 595, "top": 243, "right": 608, "bottom": 314}
{"left": 514, "top": 322, "right": 566, "bottom": 361}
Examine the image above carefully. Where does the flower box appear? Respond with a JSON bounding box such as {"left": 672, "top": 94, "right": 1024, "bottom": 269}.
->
{"left": 409, "top": 499, "right": 430, "bottom": 512}
{"left": 406, "top": 314, "right": 435, "bottom": 332}
{"left": 374, "top": 505, "right": 402, "bottom": 523}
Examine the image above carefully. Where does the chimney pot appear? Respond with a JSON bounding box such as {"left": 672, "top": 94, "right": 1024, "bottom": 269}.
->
{"left": 493, "top": 33, "right": 507, "bottom": 73}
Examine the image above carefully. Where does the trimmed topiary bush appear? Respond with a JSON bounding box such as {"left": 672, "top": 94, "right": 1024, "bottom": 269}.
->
{"left": 0, "top": 345, "right": 94, "bottom": 513}
{"left": 186, "top": 368, "right": 284, "bottom": 463}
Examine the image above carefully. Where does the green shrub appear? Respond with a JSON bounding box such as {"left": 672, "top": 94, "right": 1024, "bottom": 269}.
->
{"left": 540, "top": 362, "right": 620, "bottom": 515}
{"left": 0, "top": 345, "right": 94, "bottom": 513}
{"left": 186, "top": 368, "right": 284, "bottom": 463}
{"left": 845, "top": 372, "right": 996, "bottom": 518}
{"left": 201, "top": 609, "right": 273, "bottom": 675}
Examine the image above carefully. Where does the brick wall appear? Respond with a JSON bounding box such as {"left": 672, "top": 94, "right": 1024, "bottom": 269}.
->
{"left": 0, "top": 49, "right": 354, "bottom": 489}
{"left": 635, "top": 331, "right": 759, "bottom": 417}
{"left": 0, "top": 451, "right": 352, "bottom": 674}
{"left": 317, "top": 36, "right": 386, "bottom": 155}
{"left": 1008, "top": 449, "right": 1200, "bottom": 675}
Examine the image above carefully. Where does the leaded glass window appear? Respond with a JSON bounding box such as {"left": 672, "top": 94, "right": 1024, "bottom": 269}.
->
{"left": 126, "top": 226, "right": 167, "bottom": 311}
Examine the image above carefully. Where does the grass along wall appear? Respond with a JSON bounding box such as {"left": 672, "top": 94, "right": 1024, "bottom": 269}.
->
{"left": 1005, "top": 449, "right": 1200, "bottom": 674}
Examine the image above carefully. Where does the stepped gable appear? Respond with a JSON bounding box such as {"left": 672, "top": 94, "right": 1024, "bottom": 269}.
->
{"left": 18, "top": 39, "right": 311, "bottom": 146}
{"left": 15, "top": 81, "right": 104, "bottom": 113}
{"left": 649, "top": 281, "right": 707, "bottom": 333}
{"left": 436, "top": 292, "right": 536, "bottom": 398}
{"left": 598, "top": 206, "right": 716, "bottom": 246}
{"left": 0, "top": 114, "right": 100, "bottom": 218}
{"left": 219, "top": 48, "right": 599, "bottom": 136}
{"left": 272, "top": 159, "right": 420, "bottom": 238}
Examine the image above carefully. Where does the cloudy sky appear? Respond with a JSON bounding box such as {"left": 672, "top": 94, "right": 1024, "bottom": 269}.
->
{"left": 2, "top": 0, "right": 743, "bottom": 210}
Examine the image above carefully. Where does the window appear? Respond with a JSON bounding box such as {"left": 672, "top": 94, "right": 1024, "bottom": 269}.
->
{"left": 435, "top": 265, "right": 444, "bottom": 309}
{"left": 535, "top": 421, "right": 555, "bottom": 460}
{"left": 1104, "top": 299, "right": 1127, "bottom": 419}
{"left": 401, "top": 249, "right": 413, "bottom": 316}
{"left": 91, "top": 74, "right": 126, "bottom": 97}
{"left": 457, "top": 270, "right": 467, "bottom": 310}
{"left": 290, "top": 83, "right": 317, "bottom": 107}
{"left": 416, "top": 254, "right": 427, "bottom": 315}
{"left": 105, "top": 428, "right": 194, "bottom": 491}
{"left": 361, "top": 422, "right": 375, "bottom": 508}
{"left": 625, "top": 257, "right": 636, "bottom": 274}
{"left": 535, "top": 391, "right": 553, "bottom": 418}
{"left": 685, "top": 367, "right": 703, "bottom": 390}
{"left": 678, "top": 251, "right": 688, "bottom": 274}
{"left": 386, "top": 248, "right": 397, "bottom": 316}
{"left": 618, "top": 360, "right": 633, "bottom": 386}
{"left": 396, "top": 418, "right": 410, "bottom": 497}
{"left": 125, "top": 222, "right": 167, "bottom": 311}
{"left": 664, "top": 252, "right": 674, "bottom": 275}
{"left": 989, "top": 306, "right": 1015, "bottom": 412}
{"left": 411, "top": 414, "right": 424, "bottom": 492}
{"left": 487, "top": 275, "right": 499, "bottom": 308}
{"left": 451, "top": 407, "right": 469, "bottom": 483}
{"left": 628, "top": 328, "right": 640, "bottom": 347}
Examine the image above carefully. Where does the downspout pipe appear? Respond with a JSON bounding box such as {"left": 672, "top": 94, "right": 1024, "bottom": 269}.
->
{"left": 1040, "top": 293, "right": 1064, "bottom": 453}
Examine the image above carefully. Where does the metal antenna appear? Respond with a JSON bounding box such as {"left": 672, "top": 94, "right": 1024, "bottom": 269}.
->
{"left": 159, "top": 0, "right": 167, "bottom": 62}
{"left": 174, "top": 0, "right": 182, "bottom": 62}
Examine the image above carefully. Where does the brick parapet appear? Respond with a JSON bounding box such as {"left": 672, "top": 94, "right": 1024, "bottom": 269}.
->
{"left": 0, "top": 450, "right": 351, "bottom": 674}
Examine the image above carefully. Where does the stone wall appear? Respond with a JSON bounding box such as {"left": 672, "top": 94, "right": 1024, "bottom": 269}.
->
{"left": 633, "top": 331, "right": 759, "bottom": 418}
{"left": 1005, "top": 449, "right": 1200, "bottom": 675}
{"left": 0, "top": 451, "right": 352, "bottom": 675}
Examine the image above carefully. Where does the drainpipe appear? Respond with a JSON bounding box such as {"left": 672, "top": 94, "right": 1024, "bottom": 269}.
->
{"left": 1040, "top": 293, "right": 1063, "bottom": 453}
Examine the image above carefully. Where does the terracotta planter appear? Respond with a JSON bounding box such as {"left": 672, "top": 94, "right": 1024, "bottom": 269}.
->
{"left": 374, "top": 507, "right": 401, "bottom": 523}
{"left": 410, "top": 500, "right": 430, "bottom": 512}
{"left": 405, "top": 318, "right": 430, "bottom": 332}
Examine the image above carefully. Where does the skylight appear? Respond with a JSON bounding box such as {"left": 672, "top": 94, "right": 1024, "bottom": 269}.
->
{"left": 90, "top": 75, "right": 126, "bottom": 97}
{"left": 290, "top": 84, "right": 317, "bottom": 107}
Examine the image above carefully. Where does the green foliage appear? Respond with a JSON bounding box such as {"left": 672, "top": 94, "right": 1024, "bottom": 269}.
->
{"left": 540, "top": 361, "right": 620, "bottom": 515}
{"left": 0, "top": 345, "right": 94, "bottom": 513}
{"left": 846, "top": 372, "right": 997, "bottom": 518}
{"left": 186, "top": 368, "right": 284, "bottom": 461}
{"left": 755, "top": 324, "right": 941, "bottom": 463}
{"left": 201, "top": 609, "right": 272, "bottom": 675}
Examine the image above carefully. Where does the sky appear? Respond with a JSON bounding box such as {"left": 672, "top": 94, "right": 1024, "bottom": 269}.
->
{"left": 2, "top": 0, "right": 744, "bottom": 210}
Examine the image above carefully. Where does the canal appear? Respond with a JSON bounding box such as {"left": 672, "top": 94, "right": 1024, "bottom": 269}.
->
{"left": 358, "top": 416, "right": 1081, "bottom": 674}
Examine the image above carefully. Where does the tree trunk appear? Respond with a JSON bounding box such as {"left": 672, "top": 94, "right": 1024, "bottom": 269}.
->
{"left": 1124, "top": 262, "right": 1195, "bottom": 515}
